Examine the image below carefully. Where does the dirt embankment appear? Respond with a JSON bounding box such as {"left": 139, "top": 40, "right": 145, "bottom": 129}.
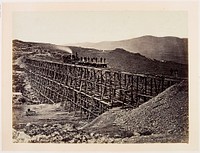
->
{"left": 83, "top": 81, "right": 188, "bottom": 143}
{"left": 13, "top": 81, "right": 188, "bottom": 143}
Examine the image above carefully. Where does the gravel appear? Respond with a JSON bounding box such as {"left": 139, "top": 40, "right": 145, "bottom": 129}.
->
{"left": 83, "top": 81, "right": 188, "bottom": 143}
{"left": 13, "top": 81, "right": 188, "bottom": 143}
{"left": 13, "top": 123, "right": 117, "bottom": 143}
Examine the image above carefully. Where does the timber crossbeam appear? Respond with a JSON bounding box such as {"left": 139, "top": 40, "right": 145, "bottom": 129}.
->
{"left": 24, "top": 57, "right": 185, "bottom": 119}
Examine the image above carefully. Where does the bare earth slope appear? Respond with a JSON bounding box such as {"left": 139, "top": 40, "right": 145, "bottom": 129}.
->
{"left": 69, "top": 47, "right": 188, "bottom": 77}
{"left": 12, "top": 40, "right": 188, "bottom": 78}
{"left": 83, "top": 81, "right": 188, "bottom": 143}
{"left": 70, "top": 36, "right": 188, "bottom": 64}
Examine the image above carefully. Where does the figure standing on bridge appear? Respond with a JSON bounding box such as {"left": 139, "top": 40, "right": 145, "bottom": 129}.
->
{"left": 75, "top": 52, "right": 78, "bottom": 59}
{"left": 170, "top": 68, "right": 178, "bottom": 77}
{"left": 100, "top": 57, "right": 103, "bottom": 63}
{"left": 174, "top": 69, "right": 178, "bottom": 77}
{"left": 84, "top": 57, "right": 87, "bottom": 62}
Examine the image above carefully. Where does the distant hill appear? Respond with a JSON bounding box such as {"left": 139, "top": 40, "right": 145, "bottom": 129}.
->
{"left": 12, "top": 40, "right": 188, "bottom": 77}
{"left": 68, "top": 47, "right": 188, "bottom": 77}
{"left": 69, "top": 36, "right": 188, "bottom": 64}
{"left": 13, "top": 39, "right": 72, "bottom": 62}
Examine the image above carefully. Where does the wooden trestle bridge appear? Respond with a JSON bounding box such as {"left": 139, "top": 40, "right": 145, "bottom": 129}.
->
{"left": 24, "top": 57, "right": 184, "bottom": 119}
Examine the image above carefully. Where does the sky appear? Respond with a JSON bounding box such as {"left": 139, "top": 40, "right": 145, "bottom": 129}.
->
{"left": 13, "top": 11, "right": 188, "bottom": 45}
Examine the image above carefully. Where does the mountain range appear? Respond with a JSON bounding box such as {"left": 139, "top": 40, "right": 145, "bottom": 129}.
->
{"left": 69, "top": 36, "right": 188, "bottom": 64}
{"left": 13, "top": 38, "right": 188, "bottom": 78}
{"left": 68, "top": 47, "right": 187, "bottom": 77}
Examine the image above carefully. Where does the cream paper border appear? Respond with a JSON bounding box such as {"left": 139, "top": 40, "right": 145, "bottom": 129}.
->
{"left": 1, "top": 1, "right": 199, "bottom": 152}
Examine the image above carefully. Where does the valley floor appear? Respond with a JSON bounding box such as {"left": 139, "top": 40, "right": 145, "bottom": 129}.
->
{"left": 13, "top": 80, "right": 188, "bottom": 143}
{"left": 12, "top": 104, "right": 184, "bottom": 143}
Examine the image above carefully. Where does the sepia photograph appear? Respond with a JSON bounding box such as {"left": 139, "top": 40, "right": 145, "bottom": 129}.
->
{"left": 1, "top": 1, "right": 199, "bottom": 152}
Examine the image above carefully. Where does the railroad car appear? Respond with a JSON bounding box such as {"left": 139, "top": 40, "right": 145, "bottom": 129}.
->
{"left": 62, "top": 53, "right": 107, "bottom": 68}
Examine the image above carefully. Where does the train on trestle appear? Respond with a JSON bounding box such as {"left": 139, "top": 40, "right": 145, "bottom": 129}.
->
{"left": 62, "top": 52, "right": 107, "bottom": 68}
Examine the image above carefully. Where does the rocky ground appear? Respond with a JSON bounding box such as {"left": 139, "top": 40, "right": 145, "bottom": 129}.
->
{"left": 12, "top": 81, "right": 188, "bottom": 143}
{"left": 12, "top": 104, "right": 131, "bottom": 143}
{"left": 12, "top": 40, "right": 188, "bottom": 143}
{"left": 83, "top": 80, "right": 188, "bottom": 143}
{"left": 13, "top": 123, "right": 129, "bottom": 143}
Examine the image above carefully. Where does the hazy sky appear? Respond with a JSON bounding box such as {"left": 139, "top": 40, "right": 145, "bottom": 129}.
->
{"left": 13, "top": 11, "right": 187, "bottom": 45}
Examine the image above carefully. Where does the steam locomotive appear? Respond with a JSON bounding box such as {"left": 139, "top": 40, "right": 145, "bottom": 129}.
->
{"left": 62, "top": 52, "right": 107, "bottom": 68}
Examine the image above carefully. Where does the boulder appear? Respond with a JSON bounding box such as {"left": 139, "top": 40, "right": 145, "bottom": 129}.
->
{"left": 53, "top": 124, "right": 62, "bottom": 129}
{"left": 13, "top": 131, "right": 31, "bottom": 143}
{"left": 43, "top": 124, "right": 48, "bottom": 128}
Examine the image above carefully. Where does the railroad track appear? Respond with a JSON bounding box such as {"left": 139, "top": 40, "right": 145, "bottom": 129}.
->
{"left": 24, "top": 57, "right": 186, "bottom": 119}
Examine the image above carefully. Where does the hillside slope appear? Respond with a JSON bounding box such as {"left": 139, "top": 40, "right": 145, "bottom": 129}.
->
{"left": 83, "top": 81, "right": 188, "bottom": 143}
{"left": 69, "top": 47, "right": 188, "bottom": 77}
{"left": 12, "top": 40, "right": 188, "bottom": 77}
{"left": 13, "top": 39, "right": 71, "bottom": 62}
{"left": 70, "top": 36, "right": 188, "bottom": 64}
